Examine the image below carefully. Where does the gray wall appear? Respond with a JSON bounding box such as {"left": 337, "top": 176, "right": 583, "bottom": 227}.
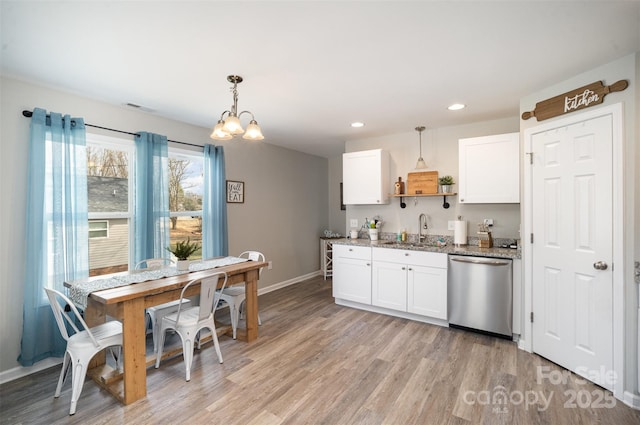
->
{"left": 0, "top": 77, "right": 328, "bottom": 374}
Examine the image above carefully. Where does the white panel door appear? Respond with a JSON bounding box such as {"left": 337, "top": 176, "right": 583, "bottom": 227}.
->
{"left": 531, "top": 113, "right": 613, "bottom": 390}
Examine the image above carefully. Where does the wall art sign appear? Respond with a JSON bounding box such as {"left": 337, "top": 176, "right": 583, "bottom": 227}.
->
{"left": 522, "top": 80, "right": 628, "bottom": 121}
{"left": 226, "top": 180, "right": 244, "bottom": 203}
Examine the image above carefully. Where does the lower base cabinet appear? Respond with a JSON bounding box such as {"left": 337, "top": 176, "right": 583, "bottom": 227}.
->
{"left": 372, "top": 261, "right": 407, "bottom": 311}
{"left": 370, "top": 248, "right": 448, "bottom": 320}
{"left": 332, "top": 245, "right": 372, "bottom": 304}
{"left": 407, "top": 265, "right": 447, "bottom": 320}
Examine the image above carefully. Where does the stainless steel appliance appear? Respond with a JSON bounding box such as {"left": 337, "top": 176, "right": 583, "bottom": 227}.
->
{"left": 448, "top": 255, "right": 513, "bottom": 338}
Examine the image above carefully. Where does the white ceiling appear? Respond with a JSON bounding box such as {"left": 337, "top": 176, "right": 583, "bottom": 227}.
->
{"left": 2, "top": 1, "right": 639, "bottom": 158}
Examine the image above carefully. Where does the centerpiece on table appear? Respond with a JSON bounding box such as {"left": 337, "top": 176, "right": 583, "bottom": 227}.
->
{"left": 166, "top": 238, "right": 200, "bottom": 271}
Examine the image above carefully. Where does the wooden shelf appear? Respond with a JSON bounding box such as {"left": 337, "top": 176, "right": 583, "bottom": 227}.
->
{"left": 389, "top": 193, "right": 457, "bottom": 209}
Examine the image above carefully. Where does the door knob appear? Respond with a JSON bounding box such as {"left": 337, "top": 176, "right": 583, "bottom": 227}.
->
{"left": 593, "top": 261, "right": 608, "bottom": 270}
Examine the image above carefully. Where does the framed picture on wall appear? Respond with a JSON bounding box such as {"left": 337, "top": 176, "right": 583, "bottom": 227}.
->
{"left": 226, "top": 180, "right": 244, "bottom": 203}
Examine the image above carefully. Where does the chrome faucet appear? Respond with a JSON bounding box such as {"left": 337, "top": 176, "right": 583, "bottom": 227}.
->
{"left": 418, "top": 213, "right": 428, "bottom": 243}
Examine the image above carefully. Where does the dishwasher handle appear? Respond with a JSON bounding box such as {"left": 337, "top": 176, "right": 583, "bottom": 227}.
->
{"left": 450, "top": 256, "right": 511, "bottom": 266}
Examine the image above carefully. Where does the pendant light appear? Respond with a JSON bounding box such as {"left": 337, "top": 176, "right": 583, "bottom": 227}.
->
{"left": 415, "top": 126, "right": 427, "bottom": 169}
{"left": 210, "top": 75, "right": 264, "bottom": 141}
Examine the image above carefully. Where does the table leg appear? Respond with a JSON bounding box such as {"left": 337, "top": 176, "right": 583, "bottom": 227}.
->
{"left": 122, "top": 298, "right": 147, "bottom": 404}
{"left": 244, "top": 269, "right": 259, "bottom": 342}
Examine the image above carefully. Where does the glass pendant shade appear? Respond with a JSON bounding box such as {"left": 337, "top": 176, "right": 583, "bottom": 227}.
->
{"left": 415, "top": 157, "right": 427, "bottom": 169}
{"left": 210, "top": 121, "right": 232, "bottom": 140}
{"left": 242, "top": 120, "right": 264, "bottom": 140}
{"left": 222, "top": 115, "right": 244, "bottom": 135}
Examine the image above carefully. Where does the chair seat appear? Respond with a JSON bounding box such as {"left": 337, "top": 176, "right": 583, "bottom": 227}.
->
{"left": 67, "top": 321, "right": 123, "bottom": 350}
{"left": 163, "top": 307, "right": 209, "bottom": 327}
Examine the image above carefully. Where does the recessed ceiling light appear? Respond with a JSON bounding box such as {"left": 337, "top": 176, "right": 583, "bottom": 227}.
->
{"left": 351, "top": 122, "right": 365, "bottom": 128}
{"left": 448, "top": 103, "right": 466, "bottom": 111}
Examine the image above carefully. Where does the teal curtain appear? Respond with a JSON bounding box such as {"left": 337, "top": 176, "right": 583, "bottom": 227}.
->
{"left": 202, "top": 144, "right": 228, "bottom": 257}
{"left": 19, "top": 108, "right": 88, "bottom": 366}
{"left": 133, "top": 132, "right": 170, "bottom": 264}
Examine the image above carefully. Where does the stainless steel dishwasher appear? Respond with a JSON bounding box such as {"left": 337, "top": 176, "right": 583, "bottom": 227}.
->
{"left": 448, "top": 255, "right": 513, "bottom": 338}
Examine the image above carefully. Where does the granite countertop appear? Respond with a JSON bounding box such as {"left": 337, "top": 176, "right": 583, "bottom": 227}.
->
{"left": 331, "top": 238, "right": 521, "bottom": 259}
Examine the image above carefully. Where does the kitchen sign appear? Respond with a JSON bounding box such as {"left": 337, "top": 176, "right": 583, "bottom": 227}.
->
{"left": 522, "top": 80, "right": 628, "bottom": 121}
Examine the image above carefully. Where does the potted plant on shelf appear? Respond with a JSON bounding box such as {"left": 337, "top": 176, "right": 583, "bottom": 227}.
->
{"left": 438, "top": 175, "right": 455, "bottom": 194}
{"left": 166, "top": 238, "right": 200, "bottom": 271}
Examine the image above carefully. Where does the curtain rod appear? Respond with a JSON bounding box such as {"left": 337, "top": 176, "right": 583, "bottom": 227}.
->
{"left": 21, "top": 110, "right": 204, "bottom": 149}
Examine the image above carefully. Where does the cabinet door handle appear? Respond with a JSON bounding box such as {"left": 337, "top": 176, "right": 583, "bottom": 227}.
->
{"left": 404, "top": 253, "right": 409, "bottom": 256}
{"left": 401, "top": 267, "right": 406, "bottom": 270}
{"left": 366, "top": 263, "right": 370, "bottom": 266}
{"left": 348, "top": 248, "right": 353, "bottom": 251}
{"left": 408, "top": 268, "right": 413, "bottom": 271}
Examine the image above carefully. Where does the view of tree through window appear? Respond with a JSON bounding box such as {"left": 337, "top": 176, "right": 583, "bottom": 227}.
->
{"left": 168, "top": 155, "right": 203, "bottom": 260}
{"left": 86, "top": 137, "right": 204, "bottom": 276}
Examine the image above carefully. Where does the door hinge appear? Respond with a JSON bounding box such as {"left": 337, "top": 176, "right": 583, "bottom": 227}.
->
{"left": 526, "top": 152, "right": 534, "bottom": 165}
{"left": 530, "top": 233, "right": 534, "bottom": 243}
{"left": 530, "top": 312, "right": 534, "bottom": 323}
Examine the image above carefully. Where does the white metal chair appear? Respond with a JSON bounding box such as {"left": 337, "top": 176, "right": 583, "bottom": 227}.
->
{"left": 44, "top": 288, "right": 123, "bottom": 415}
{"left": 155, "top": 272, "right": 228, "bottom": 381}
{"left": 218, "top": 251, "right": 265, "bottom": 339}
{"left": 135, "top": 258, "right": 192, "bottom": 353}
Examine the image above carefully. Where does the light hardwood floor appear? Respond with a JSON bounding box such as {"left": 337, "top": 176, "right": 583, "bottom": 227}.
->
{"left": 2, "top": 276, "right": 639, "bottom": 424}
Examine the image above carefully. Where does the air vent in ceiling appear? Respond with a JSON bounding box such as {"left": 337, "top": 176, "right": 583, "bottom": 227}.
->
{"left": 123, "top": 102, "right": 156, "bottom": 113}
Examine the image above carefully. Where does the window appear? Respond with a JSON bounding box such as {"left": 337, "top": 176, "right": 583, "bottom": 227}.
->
{"left": 89, "top": 220, "right": 109, "bottom": 238}
{"left": 86, "top": 134, "right": 205, "bottom": 275}
{"left": 168, "top": 148, "right": 203, "bottom": 260}
{"left": 87, "top": 133, "right": 133, "bottom": 276}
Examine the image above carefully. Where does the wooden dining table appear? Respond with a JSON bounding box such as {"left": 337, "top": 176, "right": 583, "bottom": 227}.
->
{"left": 64, "top": 259, "right": 267, "bottom": 405}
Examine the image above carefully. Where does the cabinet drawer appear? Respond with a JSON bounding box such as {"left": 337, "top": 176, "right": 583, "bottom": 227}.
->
{"left": 373, "top": 247, "right": 447, "bottom": 268}
{"left": 334, "top": 244, "right": 371, "bottom": 260}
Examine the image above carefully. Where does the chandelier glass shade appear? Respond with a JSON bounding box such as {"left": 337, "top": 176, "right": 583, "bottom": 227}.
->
{"left": 415, "top": 126, "right": 427, "bottom": 169}
{"left": 210, "top": 75, "right": 264, "bottom": 141}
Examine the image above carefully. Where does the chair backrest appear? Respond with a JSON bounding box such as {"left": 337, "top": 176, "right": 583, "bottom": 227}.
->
{"left": 238, "top": 251, "right": 266, "bottom": 276}
{"left": 134, "top": 258, "right": 176, "bottom": 270}
{"left": 174, "top": 272, "right": 228, "bottom": 323}
{"left": 44, "top": 288, "right": 99, "bottom": 347}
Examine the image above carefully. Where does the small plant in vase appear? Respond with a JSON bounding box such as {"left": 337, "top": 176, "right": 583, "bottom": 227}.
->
{"left": 166, "top": 238, "right": 200, "bottom": 271}
{"left": 438, "top": 175, "right": 455, "bottom": 194}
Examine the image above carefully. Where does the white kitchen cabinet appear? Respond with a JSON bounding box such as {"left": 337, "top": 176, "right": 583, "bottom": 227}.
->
{"left": 332, "top": 244, "right": 372, "bottom": 304}
{"left": 458, "top": 132, "right": 520, "bottom": 203}
{"left": 372, "top": 248, "right": 447, "bottom": 319}
{"left": 372, "top": 261, "right": 407, "bottom": 312}
{"left": 407, "top": 265, "right": 447, "bottom": 320}
{"left": 342, "top": 149, "right": 390, "bottom": 205}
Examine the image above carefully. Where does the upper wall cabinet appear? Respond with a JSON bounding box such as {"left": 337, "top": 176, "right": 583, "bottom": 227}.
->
{"left": 343, "top": 149, "right": 390, "bottom": 205}
{"left": 458, "top": 132, "right": 520, "bottom": 203}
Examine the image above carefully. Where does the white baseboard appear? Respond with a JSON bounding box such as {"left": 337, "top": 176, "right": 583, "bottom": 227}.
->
{"left": 258, "top": 270, "right": 322, "bottom": 295}
{"left": 623, "top": 391, "right": 640, "bottom": 410}
{"left": 0, "top": 271, "right": 322, "bottom": 384}
{"left": 0, "top": 357, "right": 62, "bottom": 385}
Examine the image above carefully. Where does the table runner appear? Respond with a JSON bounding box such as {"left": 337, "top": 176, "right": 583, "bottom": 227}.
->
{"left": 68, "top": 256, "right": 249, "bottom": 309}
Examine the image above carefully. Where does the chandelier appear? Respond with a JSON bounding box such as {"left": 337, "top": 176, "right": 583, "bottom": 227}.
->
{"left": 210, "top": 75, "right": 264, "bottom": 141}
{"left": 415, "top": 126, "right": 427, "bottom": 169}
